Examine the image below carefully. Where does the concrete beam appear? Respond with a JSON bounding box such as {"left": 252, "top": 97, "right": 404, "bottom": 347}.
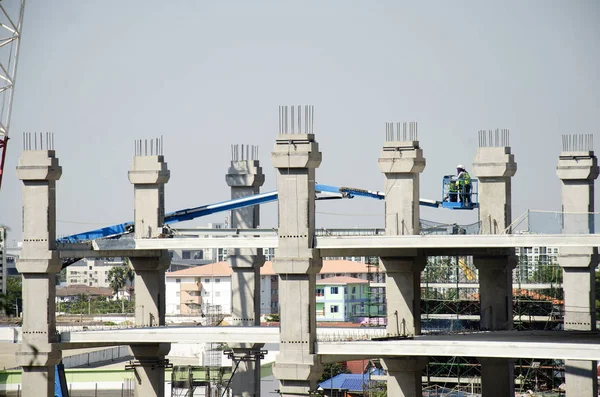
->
{"left": 59, "top": 327, "right": 600, "bottom": 360}
{"left": 58, "top": 234, "right": 600, "bottom": 255}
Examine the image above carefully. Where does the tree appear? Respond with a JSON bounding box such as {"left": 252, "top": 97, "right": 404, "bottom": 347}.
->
{"left": 107, "top": 266, "right": 128, "bottom": 296}
{"left": 123, "top": 259, "right": 135, "bottom": 300}
{"left": 55, "top": 268, "right": 67, "bottom": 285}
{"left": 318, "top": 362, "right": 350, "bottom": 384}
{"left": 0, "top": 276, "right": 22, "bottom": 316}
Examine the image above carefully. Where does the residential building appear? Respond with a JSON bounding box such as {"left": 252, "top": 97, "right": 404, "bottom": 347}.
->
{"left": 514, "top": 246, "right": 560, "bottom": 283}
{"left": 165, "top": 260, "right": 374, "bottom": 316}
{"left": 56, "top": 285, "right": 114, "bottom": 303}
{"left": 316, "top": 276, "right": 369, "bottom": 322}
{"left": 66, "top": 258, "right": 126, "bottom": 288}
{"left": 166, "top": 262, "right": 232, "bottom": 315}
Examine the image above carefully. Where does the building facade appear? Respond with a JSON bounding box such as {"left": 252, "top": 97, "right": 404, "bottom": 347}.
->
{"left": 316, "top": 276, "right": 369, "bottom": 322}
{"left": 165, "top": 260, "right": 374, "bottom": 316}
{"left": 66, "top": 258, "right": 126, "bottom": 288}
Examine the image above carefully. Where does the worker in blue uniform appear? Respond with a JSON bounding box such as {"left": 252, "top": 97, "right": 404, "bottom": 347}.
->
{"left": 455, "top": 164, "right": 472, "bottom": 204}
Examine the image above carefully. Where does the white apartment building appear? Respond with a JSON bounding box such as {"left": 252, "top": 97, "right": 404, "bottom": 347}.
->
{"left": 66, "top": 258, "right": 126, "bottom": 288}
{"left": 165, "top": 260, "right": 374, "bottom": 316}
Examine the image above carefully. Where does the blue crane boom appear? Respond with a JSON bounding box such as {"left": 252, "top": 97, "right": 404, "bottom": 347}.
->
{"left": 57, "top": 184, "right": 443, "bottom": 244}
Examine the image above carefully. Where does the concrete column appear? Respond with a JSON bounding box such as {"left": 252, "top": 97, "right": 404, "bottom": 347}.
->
{"left": 378, "top": 131, "right": 426, "bottom": 397}
{"left": 472, "top": 145, "right": 517, "bottom": 234}
{"left": 381, "top": 358, "right": 427, "bottom": 397}
{"left": 226, "top": 147, "right": 265, "bottom": 397}
{"left": 556, "top": 145, "right": 599, "bottom": 397}
{"left": 479, "top": 358, "right": 515, "bottom": 397}
{"left": 128, "top": 152, "right": 171, "bottom": 397}
{"left": 271, "top": 130, "right": 323, "bottom": 395}
{"left": 15, "top": 149, "right": 62, "bottom": 397}
{"left": 472, "top": 142, "right": 517, "bottom": 396}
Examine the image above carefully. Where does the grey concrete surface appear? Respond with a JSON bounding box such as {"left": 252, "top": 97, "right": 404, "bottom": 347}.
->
{"left": 557, "top": 149, "right": 599, "bottom": 397}
{"left": 270, "top": 132, "right": 323, "bottom": 396}
{"left": 226, "top": 152, "right": 265, "bottom": 397}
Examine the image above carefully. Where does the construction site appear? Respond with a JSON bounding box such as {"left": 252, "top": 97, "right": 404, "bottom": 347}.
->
{"left": 0, "top": 2, "right": 599, "bottom": 397}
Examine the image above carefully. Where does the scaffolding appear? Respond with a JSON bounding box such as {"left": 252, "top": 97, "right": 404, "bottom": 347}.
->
{"left": 171, "top": 365, "right": 231, "bottom": 397}
{"left": 364, "top": 256, "right": 386, "bottom": 326}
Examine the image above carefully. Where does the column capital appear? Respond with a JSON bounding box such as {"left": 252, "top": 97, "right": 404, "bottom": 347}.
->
{"left": 128, "top": 155, "right": 170, "bottom": 185}
{"left": 381, "top": 357, "right": 427, "bottom": 372}
{"left": 228, "top": 252, "right": 265, "bottom": 269}
{"left": 379, "top": 256, "right": 426, "bottom": 273}
{"left": 556, "top": 152, "right": 599, "bottom": 181}
{"left": 271, "top": 135, "right": 322, "bottom": 169}
{"left": 473, "top": 254, "right": 517, "bottom": 271}
{"left": 559, "top": 247, "right": 599, "bottom": 269}
{"left": 16, "top": 150, "right": 62, "bottom": 181}
{"left": 16, "top": 254, "right": 61, "bottom": 274}
{"left": 226, "top": 159, "right": 265, "bottom": 188}
{"left": 472, "top": 147, "right": 517, "bottom": 179}
{"left": 130, "top": 252, "right": 170, "bottom": 271}
{"left": 273, "top": 253, "right": 322, "bottom": 274}
{"left": 378, "top": 142, "right": 425, "bottom": 175}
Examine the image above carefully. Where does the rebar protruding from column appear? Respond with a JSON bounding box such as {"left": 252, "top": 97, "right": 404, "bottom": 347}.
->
{"left": 134, "top": 136, "right": 164, "bottom": 156}
{"left": 231, "top": 144, "right": 259, "bottom": 161}
{"left": 562, "top": 133, "right": 594, "bottom": 152}
{"left": 278, "top": 105, "right": 314, "bottom": 134}
{"left": 22, "top": 132, "right": 55, "bottom": 151}
{"left": 478, "top": 129, "right": 510, "bottom": 148}
{"left": 385, "top": 122, "right": 418, "bottom": 141}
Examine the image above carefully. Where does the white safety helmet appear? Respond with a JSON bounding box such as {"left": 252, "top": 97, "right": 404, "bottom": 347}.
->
{"left": 456, "top": 164, "right": 464, "bottom": 170}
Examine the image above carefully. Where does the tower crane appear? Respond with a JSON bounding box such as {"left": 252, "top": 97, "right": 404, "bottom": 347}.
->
{"left": 0, "top": 0, "right": 26, "bottom": 191}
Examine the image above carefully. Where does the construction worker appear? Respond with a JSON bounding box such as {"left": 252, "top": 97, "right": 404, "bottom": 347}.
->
{"left": 456, "top": 164, "right": 472, "bottom": 204}
{"left": 446, "top": 179, "right": 458, "bottom": 202}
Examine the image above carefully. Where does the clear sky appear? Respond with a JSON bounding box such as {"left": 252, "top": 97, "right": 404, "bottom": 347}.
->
{"left": 1, "top": 1, "right": 599, "bottom": 244}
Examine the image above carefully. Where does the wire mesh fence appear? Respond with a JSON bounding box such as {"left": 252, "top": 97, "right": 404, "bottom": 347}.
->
{"left": 509, "top": 210, "right": 600, "bottom": 234}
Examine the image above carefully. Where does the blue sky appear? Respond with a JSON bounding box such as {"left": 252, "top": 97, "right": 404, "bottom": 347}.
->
{"left": 1, "top": 1, "right": 599, "bottom": 243}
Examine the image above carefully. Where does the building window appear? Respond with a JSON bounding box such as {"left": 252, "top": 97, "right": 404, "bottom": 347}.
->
{"left": 215, "top": 279, "right": 220, "bottom": 283}
{"left": 205, "top": 278, "right": 210, "bottom": 283}
{"left": 330, "top": 287, "right": 339, "bottom": 294}
{"left": 89, "top": 266, "right": 92, "bottom": 270}
{"left": 176, "top": 292, "right": 180, "bottom": 297}
{"left": 344, "top": 287, "right": 347, "bottom": 295}
{"left": 330, "top": 305, "right": 339, "bottom": 313}
{"left": 215, "top": 292, "right": 221, "bottom": 297}
{"left": 352, "top": 286, "right": 356, "bottom": 293}
{"left": 316, "top": 288, "right": 324, "bottom": 297}
{"left": 182, "top": 251, "right": 191, "bottom": 260}
{"left": 176, "top": 279, "right": 181, "bottom": 283}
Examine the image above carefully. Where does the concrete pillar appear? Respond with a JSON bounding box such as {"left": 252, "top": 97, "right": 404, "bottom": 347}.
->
{"left": 128, "top": 151, "right": 171, "bottom": 397}
{"left": 271, "top": 127, "right": 323, "bottom": 395}
{"left": 226, "top": 146, "right": 265, "bottom": 397}
{"left": 381, "top": 358, "right": 427, "bottom": 397}
{"left": 556, "top": 144, "right": 599, "bottom": 397}
{"left": 479, "top": 358, "right": 515, "bottom": 397}
{"left": 15, "top": 149, "right": 62, "bottom": 397}
{"left": 378, "top": 129, "right": 426, "bottom": 396}
{"left": 472, "top": 141, "right": 517, "bottom": 396}
{"left": 472, "top": 145, "right": 517, "bottom": 235}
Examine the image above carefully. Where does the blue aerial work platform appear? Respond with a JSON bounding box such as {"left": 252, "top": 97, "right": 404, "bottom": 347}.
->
{"left": 440, "top": 175, "right": 479, "bottom": 210}
{"left": 56, "top": 182, "right": 476, "bottom": 245}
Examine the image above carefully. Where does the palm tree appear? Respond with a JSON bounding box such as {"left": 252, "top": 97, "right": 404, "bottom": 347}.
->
{"left": 107, "top": 266, "right": 127, "bottom": 297}
{"left": 123, "top": 258, "right": 135, "bottom": 301}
